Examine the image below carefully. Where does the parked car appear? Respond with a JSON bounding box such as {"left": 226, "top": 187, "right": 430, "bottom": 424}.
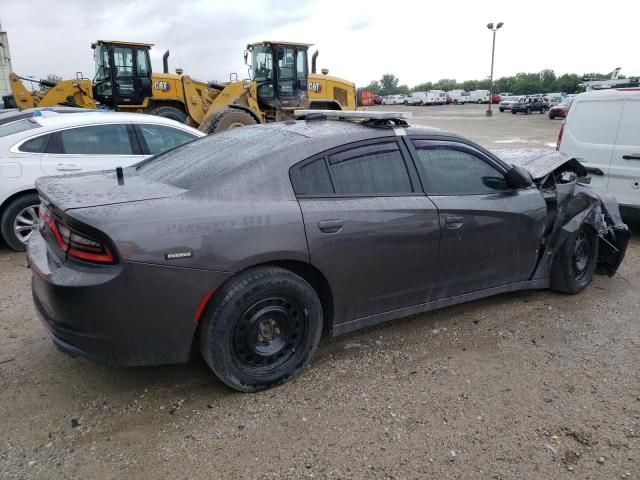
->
{"left": 0, "top": 111, "right": 204, "bottom": 251}
{"left": 468, "top": 90, "right": 490, "bottom": 104}
{"left": 447, "top": 90, "right": 470, "bottom": 104}
{"left": 430, "top": 90, "right": 447, "bottom": 105}
{"left": 406, "top": 94, "right": 423, "bottom": 106}
{"left": 499, "top": 96, "right": 527, "bottom": 112}
{"left": 548, "top": 96, "right": 574, "bottom": 119}
{"left": 511, "top": 97, "right": 547, "bottom": 114}
{"left": 491, "top": 93, "right": 502, "bottom": 104}
{"left": 558, "top": 88, "right": 640, "bottom": 218}
{"left": 382, "top": 94, "right": 408, "bottom": 105}
{"left": 407, "top": 91, "right": 432, "bottom": 105}
{"left": 0, "top": 106, "right": 91, "bottom": 126}
{"left": 446, "top": 95, "right": 452, "bottom": 104}
{"left": 373, "top": 95, "right": 383, "bottom": 105}
{"left": 28, "top": 111, "right": 628, "bottom": 392}
{"left": 498, "top": 92, "right": 513, "bottom": 98}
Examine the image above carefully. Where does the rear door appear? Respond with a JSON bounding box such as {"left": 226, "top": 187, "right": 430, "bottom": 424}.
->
{"left": 40, "top": 124, "right": 143, "bottom": 175}
{"left": 608, "top": 97, "right": 640, "bottom": 208}
{"left": 292, "top": 138, "right": 441, "bottom": 323}
{"left": 408, "top": 138, "right": 546, "bottom": 298}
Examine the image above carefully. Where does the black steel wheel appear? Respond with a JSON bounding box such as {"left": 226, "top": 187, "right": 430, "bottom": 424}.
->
{"left": 199, "top": 266, "right": 323, "bottom": 392}
{"left": 550, "top": 226, "right": 598, "bottom": 294}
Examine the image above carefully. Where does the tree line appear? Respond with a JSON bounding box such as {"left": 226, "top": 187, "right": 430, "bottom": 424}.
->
{"left": 362, "top": 70, "right": 621, "bottom": 96}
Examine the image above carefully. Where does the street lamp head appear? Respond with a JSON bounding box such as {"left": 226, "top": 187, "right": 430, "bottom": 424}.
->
{"left": 487, "top": 22, "right": 494, "bottom": 30}
{"left": 496, "top": 22, "right": 504, "bottom": 29}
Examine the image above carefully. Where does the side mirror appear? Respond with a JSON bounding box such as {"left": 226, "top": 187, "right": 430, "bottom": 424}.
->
{"left": 505, "top": 165, "right": 533, "bottom": 189}
{"left": 243, "top": 50, "right": 249, "bottom": 65}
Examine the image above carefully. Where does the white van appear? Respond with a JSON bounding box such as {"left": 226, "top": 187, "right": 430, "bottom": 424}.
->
{"left": 558, "top": 88, "right": 640, "bottom": 217}
{"left": 430, "top": 90, "right": 447, "bottom": 105}
{"left": 468, "top": 90, "right": 490, "bottom": 104}
{"left": 407, "top": 91, "right": 430, "bottom": 105}
{"left": 447, "top": 90, "right": 470, "bottom": 104}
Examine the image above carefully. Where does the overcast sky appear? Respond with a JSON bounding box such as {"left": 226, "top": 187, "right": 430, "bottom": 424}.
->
{"left": 1, "top": 0, "right": 638, "bottom": 87}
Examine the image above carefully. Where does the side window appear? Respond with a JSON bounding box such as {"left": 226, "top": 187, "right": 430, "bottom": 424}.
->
{"left": 136, "top": 49, "right": 150, "bottom": 77}
{"left": 59, "top": 125, "right": 133, "bottom": 155}
{"left": 278, "top": 46, "right": 296, "bottom": 97}
{"left": 18, "top": 134, "right": 51, "bottom": 153}
{"left": 412, "top": 141, "right": 508, "bottom": 195}
{"left": 617, "top": 101, "right": 640, "bottom": 146}
{"left": 328, "top": 142, "right": 412, "bottom": 195}
{"left": 296, "top": 49, "right": 307, "bottom": 82}
{"left": 291, "top": 158, "right": 333, "bottom": 195}
{"left": 570, "top": 101, "right": 623, "bottom": 145}
{"left": 138, "top": 124, "right": 198, "bottom": 155}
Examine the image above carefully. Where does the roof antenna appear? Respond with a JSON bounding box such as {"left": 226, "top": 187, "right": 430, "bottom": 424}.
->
{"left": 116, "top": 166, "right": 124, "bottom": 186}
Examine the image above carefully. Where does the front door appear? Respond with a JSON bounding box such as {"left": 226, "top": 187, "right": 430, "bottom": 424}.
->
{"left": 608, "top": 98, "right": 640, "bottom": 209}
{"left": 409, "top": 139, "right": 547, "bottom": 298}
{"left": 291, "top": 138, "right": 441, "bottom": 323}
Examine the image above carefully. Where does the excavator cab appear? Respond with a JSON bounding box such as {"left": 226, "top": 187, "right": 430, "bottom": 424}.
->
{"left": 92, "top": 40, "right": 153, "bottom": 107}
{"left": 247, "top": 41, "right": 310, "bottom": 116}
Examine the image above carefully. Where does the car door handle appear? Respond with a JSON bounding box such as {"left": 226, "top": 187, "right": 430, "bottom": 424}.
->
{"left": 585, "top": 166, "right": 604, "bottom": 176}
{"left": 445, "top": 215, "right": 464, "bottom": 228}
{"left": 318, "top": 219, "right": 343, "bottom": 233}
{"left": 622, "top": 154, "right": 640, "bottom": 161}
{"left": 56, "top": 163, "right": 82, "bottom": 171}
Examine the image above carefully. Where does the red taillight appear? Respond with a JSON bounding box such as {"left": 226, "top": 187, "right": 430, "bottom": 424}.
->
{"left": 40, "top": 206, "right": 114, "bottom": 264}
{"left": 556, "top": 123, "right": 564, "bottom": 151}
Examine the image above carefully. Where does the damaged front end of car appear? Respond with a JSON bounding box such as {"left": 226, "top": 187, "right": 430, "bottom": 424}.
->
{"left": 501, "top": 150, "right": 630, "bottom": 278}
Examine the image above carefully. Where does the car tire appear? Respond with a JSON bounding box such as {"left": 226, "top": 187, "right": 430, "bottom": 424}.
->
{"left": 1, "top": 192, "right": 41, "bottom": 252}
{"left": 199, "top": 266, "right": 323, "bottom": 392}
{"left": 526, "top": 107, "right": 532, "bottom": 115}
{"left": 540, "top": 107, "right": 546, "bottom": 114}
{"left": 149, "top": 105, "right": 187, "bottom": 124}
{"left": 477, "top": 99, "right": 482, "bottom": 104}
{"left": 549, "top": 114, "right": 555, "bottom": 119}
{"left": 550, "top": 226, "right": 599, "bottom": 294}
{"left": 499, "top": 108, "right": 504, "bottom": 112}
{"left": 207, "top": 109, "right": 258, "bottom": 134}
{"left": 512, "top": 110, "right": 516, "bottom": 114}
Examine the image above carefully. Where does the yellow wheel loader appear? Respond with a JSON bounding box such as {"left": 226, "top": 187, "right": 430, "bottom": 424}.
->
{"left": 9, "top": 40, "right": 355, "bottom": 133}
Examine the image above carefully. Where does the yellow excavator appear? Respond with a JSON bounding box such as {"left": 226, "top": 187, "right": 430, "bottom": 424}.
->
{"left": 8, "top": 40, "right": 356, "bottom": 133}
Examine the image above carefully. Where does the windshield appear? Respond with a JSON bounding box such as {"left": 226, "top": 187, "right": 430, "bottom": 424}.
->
{"left": 94, "top": 44, "right": 110, "bottom": 82}
{"left": 0, "top": 118, "right": 40, "bottom": 139}
{"left": 136, "top": 125, "right": 305, "bottom": 190}
{"left": 251, "top": 44, "right": 273, "bottom": 82}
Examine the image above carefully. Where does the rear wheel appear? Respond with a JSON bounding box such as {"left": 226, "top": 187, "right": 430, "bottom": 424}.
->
{"left": 550, "top": 226, "right": 598, "bottom": 294}
{"left": 207, "top": 109, "right": 258, "bottom": 134}
{"left": 512, "top": 110, "right": 517, "bottom": 114}
{"left": 149, "top": 105, "right": 187, "bottom": 123}
{"left": 199, "top": 266, "right": 323, "bottom": 392}
{"left": 499, "top": 108, "right": 505, "bottom": 112}
{"left": 477, "top": 99, "right": 483, "bottom": 104}
{"left": 1, "top": 192, "right": 40, "bottom": 251}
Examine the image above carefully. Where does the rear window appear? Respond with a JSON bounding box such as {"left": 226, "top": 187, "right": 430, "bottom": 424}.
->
{"left": 0, "top": 119, "right": 40, "bottom": 139}
{"left": 569, "top": 100, "right": 623, "bottom": 144}
{"left": 136, "top": 126, "right": 306, "bottom": 190}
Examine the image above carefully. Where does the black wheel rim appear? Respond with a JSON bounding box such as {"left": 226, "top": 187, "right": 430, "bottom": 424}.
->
{"left": 231, "top": 297, "right": 307, "bottom": 373}
{"left": 571, "top": 231, "right": 592, "bottom": 283}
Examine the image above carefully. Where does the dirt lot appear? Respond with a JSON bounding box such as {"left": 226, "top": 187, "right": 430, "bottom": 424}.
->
{"left": 1, "top": 104, "right": 638, "bottom": 479}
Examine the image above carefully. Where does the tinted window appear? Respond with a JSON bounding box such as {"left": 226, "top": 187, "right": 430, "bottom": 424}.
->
{"left": 0, "top": 119, "right": 40, "bottom": 138}
{"left": 60, "top": 125, "right": 133, "bottom": 155}
{"left": 327, "top": 142, "right": 412, "bottom": 195}
{"left": 138, "top": 124, "right": 198, "bottom": 155}
{"left": 292, "top": 158, "right": 333, "bottom": 195}
{"left": 412, "top": 141, "right": 507, "bottom": 195}
{"left": 137, "top": 126, "right": 307, "bottom": 190}
{"left": 18, "top": 134, "right": 51, "bottom": 153}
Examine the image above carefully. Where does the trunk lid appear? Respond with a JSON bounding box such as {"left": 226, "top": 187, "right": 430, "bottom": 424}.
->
{"left": 36, "top": 169, "right": 185, "bottom": 212}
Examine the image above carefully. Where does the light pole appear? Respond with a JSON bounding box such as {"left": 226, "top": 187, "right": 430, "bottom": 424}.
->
{"left": 485, "top": 22, "right": 503, "bottom": 117}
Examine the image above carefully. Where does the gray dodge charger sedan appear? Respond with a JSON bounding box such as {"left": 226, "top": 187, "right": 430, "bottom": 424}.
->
{"left": 28, "top": 112, "right": 629, "bottom": 392}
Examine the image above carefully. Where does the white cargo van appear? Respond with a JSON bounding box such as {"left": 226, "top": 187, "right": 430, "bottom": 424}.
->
{"left": 430, "top": 90, "right": 447, "bottom": 105}
{"left": 447, "top": 90, "right": 470, "bottom": 104}
{"left": 558, "top": 88, "right": 640, "bottom": 217}
{"left": 468, "top": 90, "right": 490, "bottom": 104}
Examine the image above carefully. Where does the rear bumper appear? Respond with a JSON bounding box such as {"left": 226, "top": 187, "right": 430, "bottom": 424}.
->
{"left": 28, "top": 230, "right": 231, "bottom": 367}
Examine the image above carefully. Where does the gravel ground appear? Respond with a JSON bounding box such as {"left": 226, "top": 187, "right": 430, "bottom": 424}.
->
{"left": 1, "top": 104, "right": 638, "bottom": 479}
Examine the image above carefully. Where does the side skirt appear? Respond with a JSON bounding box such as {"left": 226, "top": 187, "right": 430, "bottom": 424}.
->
{"left": 331, "top": 279, "right": 550, "bottom": 336}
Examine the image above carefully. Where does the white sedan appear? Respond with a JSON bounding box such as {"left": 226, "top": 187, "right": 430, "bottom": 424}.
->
{"left": 0, "top": 110, "right": 205, "bottom": 251}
